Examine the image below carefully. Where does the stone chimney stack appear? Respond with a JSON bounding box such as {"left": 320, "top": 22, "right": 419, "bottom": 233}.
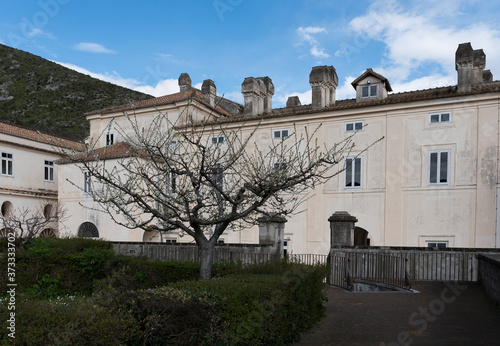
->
{"left": 456, "top": 43, "right": 488, "bottom": 93}
{"left": 286, "top": 96, "right": 301, "bottom": 108}
{"left": 201, "top": 79, "right": 217, "bottom": 107}
{"left": 258, "top": 77, "right": 274, "bottom": 114}
{"left": 241, "top": 76, "right": 274, "bottom": 116}
{"left": 178, "top": 73, "right": 192, "bottom": 92}
{"left": 309, "top": 65, "right": 338, "bottom": 109}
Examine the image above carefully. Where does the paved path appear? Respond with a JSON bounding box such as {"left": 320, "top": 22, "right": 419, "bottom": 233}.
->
{"left": 295, "top": 281, "right": 500, "bottom": 345}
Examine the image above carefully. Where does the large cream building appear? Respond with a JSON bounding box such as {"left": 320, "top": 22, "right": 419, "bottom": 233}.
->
{"left": 57, "top": 42, "right": 500, "bottom": 254}
{"left": 0, "top": 122, "right": 83, "bottom": 237}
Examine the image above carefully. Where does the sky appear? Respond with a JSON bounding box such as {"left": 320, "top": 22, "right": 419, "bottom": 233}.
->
{"left": 0, "top": 0, "right": 499, "bottom": 108}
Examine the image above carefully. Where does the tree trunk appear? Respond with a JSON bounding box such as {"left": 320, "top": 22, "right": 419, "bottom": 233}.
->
{"left": 199, "top": 241, "right": 214, "bottom": 280}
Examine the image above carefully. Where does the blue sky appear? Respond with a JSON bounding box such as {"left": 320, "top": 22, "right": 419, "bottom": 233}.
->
{"left": 1, "top": 0, "right": 500, "bottom": 108}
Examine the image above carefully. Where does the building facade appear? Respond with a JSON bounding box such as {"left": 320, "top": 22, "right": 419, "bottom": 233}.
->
{"left": 58, "top": 43, "right": 500, "bottom": 254}
{"left": 0, "top": 122, "right": 83, "bottom": 238}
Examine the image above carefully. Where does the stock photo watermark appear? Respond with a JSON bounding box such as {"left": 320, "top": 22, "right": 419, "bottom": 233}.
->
{"left": 380, "top": 281, "right": 468, "bottom": 346}
{"left": 5, "top": 230, "right": 17, "bottom": 339}
{"left": 0, "top": 0, "right": 70, "bottom": 48}
{"left": 213, "top": 0, "right": 243, "bottom": 21}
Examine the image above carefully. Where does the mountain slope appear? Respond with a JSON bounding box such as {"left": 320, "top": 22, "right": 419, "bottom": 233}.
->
{"left": 0, "top": 44, "right": 153, "bottom": 140}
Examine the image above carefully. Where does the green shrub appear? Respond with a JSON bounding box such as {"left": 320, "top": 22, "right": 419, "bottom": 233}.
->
{"left": 93, "top": 287, "right": 223, "bottom": 345}
{"left": 0, "top": 295, "right": 138, "bottom": 345}
{"left": 172, "top": 261, "right": 329, "bottom": 344}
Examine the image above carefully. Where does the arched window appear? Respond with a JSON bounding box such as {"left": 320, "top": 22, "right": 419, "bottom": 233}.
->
{"left": 1, "top": 201, "right": 13, "bottom": 218}
{"left": 40, "top": 228, "right": 56, "bottom": 238}
{"left": 77, "top": 222, "right": 99, "bottom": 238}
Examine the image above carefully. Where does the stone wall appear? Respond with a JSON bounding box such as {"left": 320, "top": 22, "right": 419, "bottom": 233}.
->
{"left": 478, "top": 254, "right": 500, "bottom": 305}
{"left": 112, "top": 242, "right": 279, "bottom": 265}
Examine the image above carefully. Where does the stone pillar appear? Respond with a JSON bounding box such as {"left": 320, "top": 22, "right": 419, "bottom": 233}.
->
{"left": 258, "top": 76, "right": 274, "bottom": 114}
{"left": 178, "top": 73, "right": 192, "bottom": 92}
{"left": 241, "top": 77, "right": 261, "bottom": 117}
{"left": 258, "top": 215, "right": 286, "bottom": 254}
{"left": 201, "top": 79, "right": 216, "bottom": 107}
{"left": 286, "top": 96, "right": 301, "bottom": 108}
{"left": 328, "top": 211, "right": 357, "bottom": 247}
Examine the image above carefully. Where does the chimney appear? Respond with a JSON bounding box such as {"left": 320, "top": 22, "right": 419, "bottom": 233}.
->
{"left": 257, "top": 77, "right": 274, "bottom": 114}
{"left": 201, "top": 79, "right": 217, "bottom": 107}
{"left": 286, "top": 96, "right": 301, "bottom": 108}
{"left": 309, "top": 65, "right": 338, "bottom": 109}
{"left": 456, "top": 43, "right": 487, "bottom": 93}
{"left": 241, "top": 77, "right": 261, "bottom": 116}
{"left": 178, "top": 73, "right": 192, "bottom": 92}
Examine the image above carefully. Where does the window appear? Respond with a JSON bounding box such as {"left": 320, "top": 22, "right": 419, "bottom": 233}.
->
{"left": 83, "top": 171, "right": 92, "bottom": 193}
{"left": 211, "top": 135, "right": 224, "bottom": 146}
{"left": 167, "top": 172, "right": 177, "bottom": 194}
{"left": 344, "top": 157, "right": 362, "bottom": 188}
{"left": 44, "top": 160, "right": 54, "bottom": 182}
{"left": 212, "top": 165, "right": 224, "bottom": 190}
{"left": 361, "top": 84, "right": 378, "bottom": 98}
{"left": 345, "top": 121, "right": 364, "bottom": 132}
{"left": 105, "top": 133, "right": 115, "bottom": 146}
{"left": 1, "top": 152, "right": 13, "bottom": 176}
{"left": 273, "top": 161, "right": 289, "bottom": 183}
{"left": 273, "top": 129, "right": 289, "bottom": 140}
{"left": 429, "top": 112, "right": 451, "bottom": 124}
{"left": 429, "top": 151, "right": 449, "bottom": 185}
{"left": 426, "top": 241, "right": 448, "bottom": 248}
{"left": 165, "top": 239, "right": 177, "bottom": 244}
{"left": 217, "top": 239, "right": 225, "bottom": 245}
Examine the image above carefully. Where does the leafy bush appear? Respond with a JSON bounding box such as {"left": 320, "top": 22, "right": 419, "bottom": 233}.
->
{"left": 0, "top": 295, "right": 138, "bottom": 345}
{"left": 93, "top": 287, "right": 223, "bottom": 345}
{"left": 1, "top": 238, "right": 201, "bottom": 297}
{"left": 172, "top": 261, "right": 329, "bottom": 344}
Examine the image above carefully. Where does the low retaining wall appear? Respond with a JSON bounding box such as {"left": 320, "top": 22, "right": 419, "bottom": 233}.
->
{"left": 478, "top": 254, "right": 500, "bottom": 305}
{"left": 330, "top": 246, "right": 500, "bottom": 282}
{"left": 112, "top": 242, "right": 279, "bottom": 264}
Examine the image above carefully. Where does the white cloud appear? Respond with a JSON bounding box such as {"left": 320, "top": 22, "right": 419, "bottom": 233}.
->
{"left": 345, "top": 0, "right": 500, "bottom": 90}
{"left": 275, "top": 90, "right": 312, "bottom": 107}
{"left": 73, "top": 42, "right": 116, "bottom": 54}
{"left": 134, "top": 79, "right": 179, "bottom": 97}
{"left": 297, "top": 26, "right": 330, "bottom": 59}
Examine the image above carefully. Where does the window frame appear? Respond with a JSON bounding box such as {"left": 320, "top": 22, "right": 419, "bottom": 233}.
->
{"left": 44, "top": 160, "right": 55, "bottom": 182}
{"left": 83, "top": 170, "right": 92, "bottom": 194}
{"left": 211, "top": 135, "right": 225, "bottom": 146}
{"left": 428, "top": 150, "right": 450, "bottom": 186}
{"left": 344, "top": 156, "right": 363, "bottom": 189}
{"left": 361, "top": 84, "right": 378, "bottom": 98}
{"left": 1, "top": 152, "right": 13, "bottom": 177}
{"left": 429, "top": 112, "right": 451, "bottom": 124}
{"left": 105, "top": 132, "right": 115, "bottom": 146}
{"left": 345, "top": 121, "right": 364, "bottom": 132}
{"left": 426, "top": 241, "right": 449, "bottom": 248}
{"left": 273, "top": 129, "right": 289, "bottom": 140}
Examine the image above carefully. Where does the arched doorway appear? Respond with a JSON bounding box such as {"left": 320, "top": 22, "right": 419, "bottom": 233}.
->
{"left": 77, "top": 222, "right": 99, "bottom": 238}
{"left": 354, "top": 227, "right": 370, "bottom": 246}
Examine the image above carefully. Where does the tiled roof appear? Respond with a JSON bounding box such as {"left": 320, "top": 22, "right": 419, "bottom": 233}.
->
{"left": 85, "top": 89, "right": 233, "bottom": 117}
{"left": 57, "top": 141, "right": 141, "bottom": 164}
{"left": 191, "top": 82, "right": 500, "bottom": 126}
{"left": 0, "top": 121, "right": 84, "bottom": 151}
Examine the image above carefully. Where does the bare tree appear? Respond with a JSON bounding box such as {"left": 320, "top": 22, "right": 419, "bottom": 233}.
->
{"left": 62, "top": 109, "right": 381, "bottom": 280}
{"left": 0, "top": 202, "right": 67, "bottom": 247}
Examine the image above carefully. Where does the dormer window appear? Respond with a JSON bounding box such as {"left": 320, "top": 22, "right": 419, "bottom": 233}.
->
{"left": 361, "top": 84, "right": 378, "bottom": 98}
{"left": 351, "top": 68, "right": 392, "bottom": 103}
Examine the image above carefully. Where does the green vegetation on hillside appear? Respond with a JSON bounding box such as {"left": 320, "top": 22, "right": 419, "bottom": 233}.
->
{"left": 0, "top": 44, "right": 153, "bottom": 140}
